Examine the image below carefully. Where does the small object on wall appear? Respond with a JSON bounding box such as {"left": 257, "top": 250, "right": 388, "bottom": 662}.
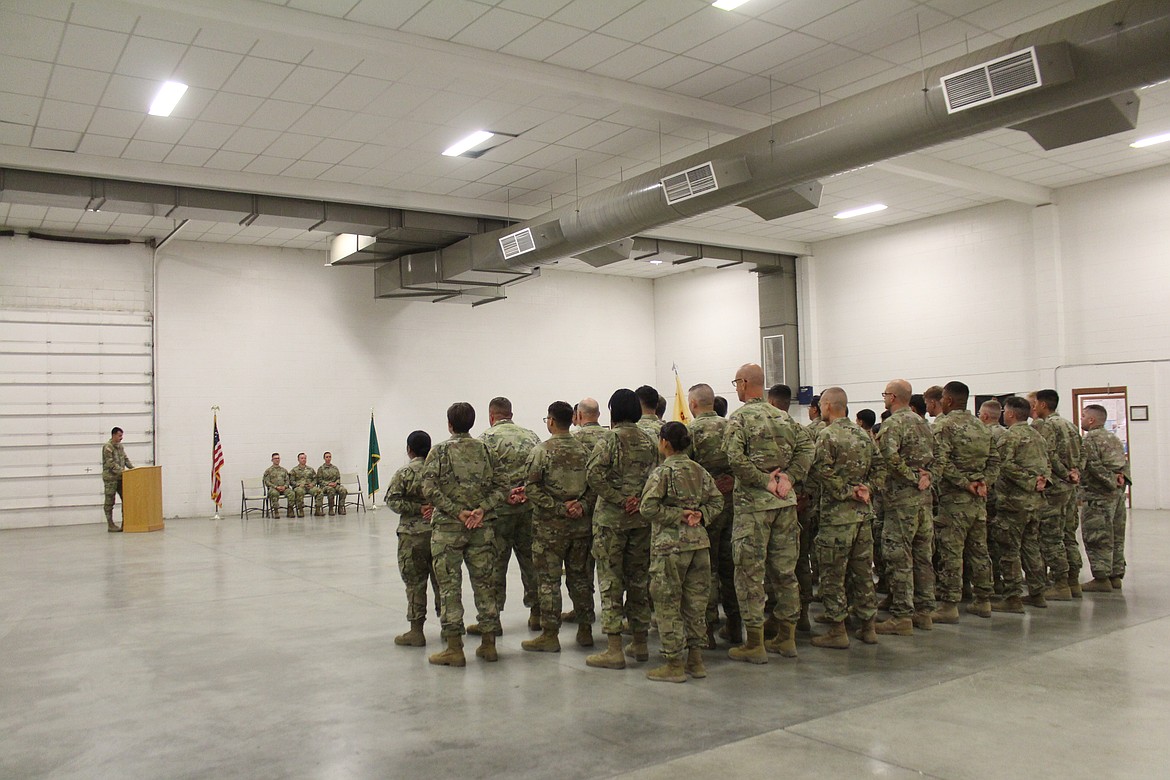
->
{"left": 1130, "top": 405, "right": 1149, "bottom": 422}
{"left": 798, "top": 386, "right": 814, "bottom": 405}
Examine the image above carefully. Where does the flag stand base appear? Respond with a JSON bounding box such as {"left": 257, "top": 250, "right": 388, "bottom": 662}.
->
{"left": 210, "top": 512, "right": 221, "bottom": 520}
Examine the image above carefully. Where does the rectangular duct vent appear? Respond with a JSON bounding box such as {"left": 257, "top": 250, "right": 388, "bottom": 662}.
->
{"left": 499, "top": 227, "right": 535, "bottom": 260}
{"left": 661, "top": 162, "right": 718, "bottom": 205}
{"left": 762, "top": 334, "right": 785, "bottom": 387}
{"left": 941, "top": 47, "right": 1042, "bottom": 113}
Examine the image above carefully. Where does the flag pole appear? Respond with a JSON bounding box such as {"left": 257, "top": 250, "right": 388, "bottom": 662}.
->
{"left": 210, "top": 405, "right": 222, "bottom": 520}
{"left": 367, "top": 408, "right": 379, "bottom": 511}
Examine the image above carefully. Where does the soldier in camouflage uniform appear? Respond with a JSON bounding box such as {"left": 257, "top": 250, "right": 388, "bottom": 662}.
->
{"left": 1029, "top": 389, "right": 1085, "bottom": 602}
{"left": 101, "top": 426, "right": 133, "bottom": 532}
{"left": 929, "top": 381, "right": 999, "bottom": 622}
{"left": 263, "top": 453, "right": 294, "bottom": 519}
{"left": 688, "top": 383, "right": 739, "bottom": 646}
{"left": 636, "top": 385, "right": 664, "bottom": 442}
{"left": 990, "top": 396, "right": 1051, "bottom": 613}
{"left": 874, "top": 380, "right": 936, "bottom": 636}
{"left": 640, "top": 422, "right": 723, "bottom": 683}
{"left": 808, "top": 388, "right": 886, "bottom": 649}
{"left": 566, "top": 398, "right": 607, "bottom": 623}
{"left": 477, "top": 397, "right": 543, "bottom": 633}
{"left": 316, "top": 452, "right": 347, "bottom": 516}
{"left": 289, "top": 453, "right": 319, "bottom": 518}
{"left": 522, "top": 402, "right": 594, "bottom": 653}
{"left": 422, "top": 402, "right": 508, "bottom": 667}
{"left": 585, "top": 389, "right": 660, "bottom": 671}
{"left": 386, "top": 431, "right": 436, "bottom": 648}
{"left": 979, "top": 400, "right": 1008, "bottom": 593}
{"left": 724, "top": 363, "right": 814, "bottom": 663}
{"left": 794, "top": 395, "right": 826, "bottom": 634}
{"left": 1079, "top": 404, "right": 1130, "bottom": 593}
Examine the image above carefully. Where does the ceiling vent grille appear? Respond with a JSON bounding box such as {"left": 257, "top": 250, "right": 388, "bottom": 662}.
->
{"left": 499, "top": 227, "right": 535, "bottom": 259}
{"left": 762, "top": 334, "right": 785, "bottom": 387}
{"left": 941, "top": 47, "right": 1042, "bottom": 113}
{"left": 661, "top": 162, "right": 718, "bottom": 205}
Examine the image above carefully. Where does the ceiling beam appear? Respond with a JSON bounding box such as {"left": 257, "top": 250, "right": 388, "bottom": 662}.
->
{"left": 873, "top": 153, "right": 1053, "bottom": 206}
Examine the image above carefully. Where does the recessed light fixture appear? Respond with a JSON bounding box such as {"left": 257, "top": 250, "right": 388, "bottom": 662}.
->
{"left": 649, "top": 259, "right": 663, "bottom": 265}
{"left": 148, "top": 80, "right": 188, "bottom": 117}
{"left": 712, "top": 0, "right": 751, "bottom": 10}
{"left": 1130, "top": 131, "right": 1170, "bottom": 148}
{"left": 443, "top": 130, "right": 494, "bottom": 157}
{"left": 834, "top": 203, "right": 888, "bottom": 219}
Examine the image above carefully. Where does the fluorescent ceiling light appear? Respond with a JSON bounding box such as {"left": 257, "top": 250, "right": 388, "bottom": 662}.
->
{"left": 1130, "top": 131, "right": 1170, "bottom": 148}
{"left": 148, "top": 81, "right": 188, "bottom": 117}
{"left": 649, "top": 259, "right": 663, "bottom": 265}
{"left": 443, "top": 130, "right": 494, "bottom": 157}
{"left": 834, "top": 203, "right": 888, "bottom": 219}
{"left": 712, "top": 0, "right": 751, "bottom": 10}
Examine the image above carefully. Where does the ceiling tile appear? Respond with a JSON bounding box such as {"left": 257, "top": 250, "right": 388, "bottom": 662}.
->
{"left": 270, "top": 65, "right": 346, "bottom": 103}
{"left": 56, "top": 24, "right": 129, "bottom": 72}
{"left": 761, "top": 0, "right": 857, "bottom": 30}
{"left": 45, "top": 64, "right": 110, "bottom": 104}
{"left": 316, "top": 73, "right": 386, "bottom": 111}
{"left": 399, "top": 0, "right": 489, "bottom": 40}
{"left": 246, "top": 99, "right": 311, "bottom": 132}
{"left": 498, "top": 20, "right": 587, "bottom": 61}
{"left": 450, "top": 7, "right": 540, "bottom": 50}
{"left": 114, "top": 35, "right": 188, "bottom": 80}
{"left": 98, "top": 73, "right": 155, "bottom": 113}
{"left": 121, "top": 138, "right": 172, "bottom": 162}
{"left": 75, "top": 133, "right": 129, "bottom": 157}
{"left": 192, "top": 26, "right": 259, "bottom": 54}
{"left": 630, "top": 55, "right": 711, "bottom": 89}
{"left": 344, "top": 0, "right": 429, "bottom": 29}
{"left": 175, "top": 47, "right": 244, "bottom": 91}
{"left": 163, "top": 145, "right": 216, "bottom": 167}
{"left": 282, "top": 160, "right": 333, "bottom": 178}
{"left": 36, "top": 99, "right": 96, "bottom": 132}
{"left": 5, "top": 0, "right": 70, "bottom": 21}
{"left": 642, "top": 8, "right": 745, "bottom": 56}
{"left": 545, "top": 33, "right": 630, "bottom": 71}
{"left": 86, "top": 106, "right": 144, "bottom": 138}
{"left": 179, "top": 120, "right": 237, "bottom": 149}
{"left": 330, "top": 115, "right": 387, "bottom": 144}
{"left": 317, "top": 164, "right": 368, "bottom": 183}
{"left": 599, "top": 0, "right": 709, "bottom": 44}
{"left": 0, "top": 124, "right": 33, "bottom": 147}
{"left": 300, "top": 47, "right": 366, "bottom": 73}
{"left": 586, "top": 43, "right": 673, "bottom": 80}
{"left": 249, "top": 35, "right": 313, "bottom": 63}
{"left": 204, "top": 149, "right": 256, "bottom": 171}
{"left": 288, "top": 105, "right": 352, "bottom": 135}
{"left": 0, "top": 92, "right": 42, "bottom": 126}
{"left": 263, "top": 132, "right": 320, "bottom": 158}
{"left": 363, "top": 82, "right": 433, "bottom": 118}
{"left": 200, "top": 92, "right": 262, "bottom": 125}
{"left": 0, "top": 53, "right": 53, "bottom": 97}
{"left": 304, "top": 138, "right": 362, "bottom": 164}
{"left": 223, "top": 126, "right": 282, "bottom": 154}
{"left": 0, "top": 11, "right": 64, "bottom": 62}
{"left": 242, "top": 155, "right": 296, "bottom": 175}
{"left": 550, "top": 0, "right": 640, "bottom": 30}
{"left": 168, "top": 87, "right": 215, "bottom": 120}
{"left": 221, "top": 57, "right": 298, "bottom": 98}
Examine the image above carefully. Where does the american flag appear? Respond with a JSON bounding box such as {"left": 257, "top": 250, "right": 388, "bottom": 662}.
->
{"left": 211, "top": 415, "right": 224, "bottom": 508}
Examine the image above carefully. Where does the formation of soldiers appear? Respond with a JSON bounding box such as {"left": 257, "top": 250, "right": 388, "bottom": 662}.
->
{"left": 379, "top": 365, "right": 1132, "bottom": 683}
{"left": 262, "top": 451, "right": 348, "bottom": 517}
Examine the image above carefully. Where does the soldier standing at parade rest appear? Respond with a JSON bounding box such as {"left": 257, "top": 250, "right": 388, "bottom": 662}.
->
{"left": 724, "top": 363, "right": 814, "bottom": 663}
{"left": 263, "top": 453, "right": 293, "bottom": 519}
{"left": 386, "top": 431, "right": 436, "bottom": 648}
{"left": 316, "top": 452, "right": 347, "bottom": 515}
{"left": 1029, "top": 389, "right": 1085, "bottom": 602}
{"left": 101, "top": 426, "right": 133, "bottom": 532}
{"left": 289, "top": 453, "right": 318, "bottom": 518}
{"left": 1079, "top": 405, "right": 1130, "bottom": 593}
{"left": 636, "top": 385, "right": 664, "bottom": 442}
{"left": 979, "top": 400, "right": 1009, "bottom": 594}
{"left": 422, "top": 402, "right": 508, "bottom": 667}
{"left": 585, "top": 389, "right": 660, "bottom": 671}
{"left": 522, "top": 401, "right": 593, "bottom": 653}
{"left": 640, "top": 422, "right": 723, "bottom": 683}
{"left": 562, "top": 397, "right": 606, "bottom": 626}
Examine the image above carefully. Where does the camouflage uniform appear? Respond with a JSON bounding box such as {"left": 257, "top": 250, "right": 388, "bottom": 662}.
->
{"left": 640, "top": 453, "right": 722, "bottom": 661}
{"left": 637, "top": 413, "right": 664, "bottom": 444}
{"left": 525, "top": 432, "right": 593, "bottom": 630}
{"left": 723, "top": 399, "right": 815, "bottom": 629}
{"left": 1080, "top": 427, "right": 1129, "bottom": 581}
{"left": 480, "top": 419, "right": 542, "bottom": 615}
{"left": 876, "top": 408, "right": 936, "bottom": 618}
{"left": 263, "top": 463, "right": 294, "bottom": 514}
{"left": 991, "top": 424, "right": 1050, "bottom": 599}
{"left": 1032, "top": 413, "right": 1085, "bottom": 583}
{"left": 932, "top": 409, "right": 999, "bottom": 603}
{"left": 586, "top": 422, "right": 659, "bottom": 636}
{"left": 289, "top": 463, "right": 319, "bottom": 514}
{"left": 796, "top": 418, "right": 827, "bottom": 607}
{"left": 573, "top": 422, "right": 608, "bottom": 590}
{"left": 811, "top": 418, "right": 886, "bottom": 622}
{"left": 983, "top": 422, "right": 1008, "bottom": 590}
{"left": 422, "top": 433, "right": 507, "bottom": 638}
{"left": 101, "top": 436, "right": 133, "bottom": 523}
{"left": 688, "top": 411, "right": 737, "bottom": 625}
{"left": 386, "top": 457, "right": 435, "bottom": 624}
{"left": 316, "top": 463, "right": 348, "bottom": 510}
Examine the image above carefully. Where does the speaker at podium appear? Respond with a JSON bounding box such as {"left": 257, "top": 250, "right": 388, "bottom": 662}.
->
{"left": 122, "top": 466, "right": 165, "bottom": 533}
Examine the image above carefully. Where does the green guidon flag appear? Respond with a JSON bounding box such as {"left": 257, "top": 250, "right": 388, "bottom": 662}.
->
{"left": 367, "top": 414, "right": 380, "bottom": 497}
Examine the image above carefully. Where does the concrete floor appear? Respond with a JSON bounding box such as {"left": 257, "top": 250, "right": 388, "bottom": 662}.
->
{"left": 2, "top": 509, "right": 1167, "bottom": 779}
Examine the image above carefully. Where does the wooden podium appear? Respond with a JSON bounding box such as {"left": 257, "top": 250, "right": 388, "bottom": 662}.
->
{"left": 123, "top": 466, "right": 164, "bottom": 533}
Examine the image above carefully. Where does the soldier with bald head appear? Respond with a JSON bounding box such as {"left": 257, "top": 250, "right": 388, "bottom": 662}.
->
{"left": 1079, "top": 405, "right": 1130, "bottom": 593}
{"left": 563, "top": 396, "right": 606, "bottom": 625}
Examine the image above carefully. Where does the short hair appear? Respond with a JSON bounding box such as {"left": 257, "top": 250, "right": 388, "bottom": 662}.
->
{"left": 924, "top": 385, "right": 943, "bottom": 402}
{"left": 608, "top": 389, "right": 641, "bottom": 424}
{"left": 406, "top": 430, "right": 431, "bottom": 459}
{"left": 655, "top": 395, "right": 666, "bottom": 419}
{"left": 713, "top": 396, "right": 728, "bottom": 417}
{"left": 909, "top": 394, "right": 927, "bottom": 416}
{"left": 271, "top": 452, "right": 279, "bottom": 458}
{"left": 323, "top": 451, "right": 331, "bottom": 457}
{"left": 447, "top": 402, "right": 475, "bottom": 433}
{"left": 548, "top": 401, "right": 573, "bottom": 429}
{"left": 809, "top": 394, "right": 821, "bottom": 412}
{"left": 689, "top": 383, "right": 715, "bottom": 407}
{"left": 1035, "top": 388, "right": 1060, "bottom": 411}
{"left": 660, "top": 421, "right": 691, "bottom": 452}
{"left": 488, "top": 396, "right": 512, "bottom": 417}
{"left": 980, "top": 399, "right": 1002, "bottom": 417}
{"left": 635, "top": 385, "right": 659, "bottom": 411}
{"left": 111, "top": 427, "right": 124, "bottom": 436}
{"left": 856, "top": 409, "right": 876, "bottom": 430}
{"left": 1005, "top": 396, "right": 1032, "bottom": 419}
{"left": 943, "top": 381, "right": 970, "bottom": 409}
{"left": 768, "top": 384, "right": 792, "bottom": 406}
{"left": 1083, "top": 404, "right": 1107, "bottom": 421}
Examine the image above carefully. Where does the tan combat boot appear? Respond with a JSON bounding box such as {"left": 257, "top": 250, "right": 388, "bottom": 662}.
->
{"left": 763, "top": 620, "right": 798, "bottom": 658}
{"left": 646, "top": 657, "right": 686, "bottom": 683}
{"left": 528, "top": 605, "right": 541, "bottom": 632}
{"left": 912, "top": 611, "right": 934, "bottom": 630}
{"left": 106, "top": 514, "right": 122, "bottom": 533}
{"left": 875, "top": 616, "right": 913, "bottom": 636}
{"left": 1044, "top": 581, "right": 1072, "bottom": 601}
{"left": 930, "top": 601, "right": 960, "bottom": 624}
{"left": 394, "top": 620, "right": 426, "bottom": 647}
{"left": 1081, "top": 577, "right": 1113, "bottom": 592}
{"left": 314, "top": 500, "right": 324, "bottom": 517}
{"left": 1110, "top": 577, "right": 1123, "bottom": 591}
{"left": 991, "top": 596, "right": 1025, "bottom": 613}
{"left": 521, "top": 628, "right": 560, "bottom": 653}
{"left": 586, "top": 634, "right": 626, "bottom": 669}
{"left": 1025, "top": 592, "right": 1047, "bottom": 608}
{"left": 762, "top": 615, "right": 781, "bottom": 640}
{"left": 338, "top": 498, "right": 346, "bottom": 515}
{"left": 854, "top": 616, "right": 878, "bottom": 645}
{"left": 685, "top": 647, "right": 707, "bottom": 679}
{"left": 271, "top": 506, "right": 281, "bottom": 519}
{"left": 327, "top": 496, "right": 335, "bottom": 516}
{"left": 1068, "top": 575, "right": 1083, "bottom": 598}
{"left": 475, "top": 632, "right": 498, "bottom": 662}
{"left": 428, "top": 635, "right": 465, "bottom": 667}
{"left": 796, "top": 604, "right": 811, "bottom": 633}
{"left": 625, "top": 630, "right": 649, "bottom": 662}
{"left": 576, "top": 623, "right": 594, "bottom": 647}
{"left": 560, "top": 609, "right": 577, "bottom": 623}
{"left": 966, "top": 599, "right": 992, "bottom": 618}
{"left": 811, "top": 621, "right": 850, "bottom": 649}
{"left": 296, "top": 507, "right": 305, "bottom": 518}
{"left": 727, "top": 626, "right": 768, "bottom": 664}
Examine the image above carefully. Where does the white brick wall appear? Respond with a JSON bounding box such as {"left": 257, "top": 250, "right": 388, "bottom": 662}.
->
{"left": 0, "top": 234, "right": 152, "bottom": 312}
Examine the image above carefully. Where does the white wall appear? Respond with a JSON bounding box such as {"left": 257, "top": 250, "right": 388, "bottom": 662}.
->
{"left": 803, "top": 163, "right": 1170, "bottom": 508}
